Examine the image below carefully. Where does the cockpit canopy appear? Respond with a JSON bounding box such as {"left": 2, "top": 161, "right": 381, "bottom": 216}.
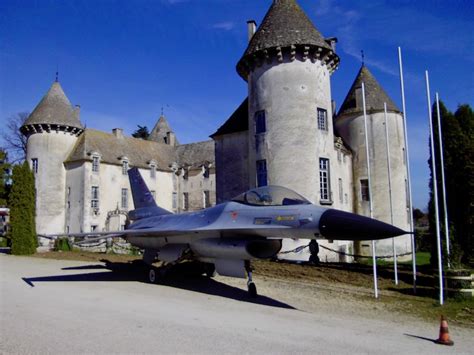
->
{"left": 232, "top": 186, "right": 310, "bottom": 206}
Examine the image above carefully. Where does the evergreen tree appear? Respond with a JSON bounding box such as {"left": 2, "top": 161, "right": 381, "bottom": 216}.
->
{"left": 9, "top": 162, "right": 36, "bottom": 255}
{"left": 428, "top": 101, "right": 473, "bottom": 265}
{"left": 0, "top": 149, "right": 11, "bottom": 206}
{"left": 132, "top": 125, "right": 150, "bottom": 139}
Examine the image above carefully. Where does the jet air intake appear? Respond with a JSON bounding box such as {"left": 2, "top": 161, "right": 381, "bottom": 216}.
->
{"left": 319, "top": 209, "right": 408, "bottom": 241}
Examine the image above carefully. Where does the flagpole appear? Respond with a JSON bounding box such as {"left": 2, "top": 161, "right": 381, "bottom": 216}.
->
{"left": 362, "top": 82, "right": 378, "bottom": 298}
{"left": 435, "top": 93, "right": 451, "bottom": 268}
{"left": 426, "top": 71, "right": 444, "bottom": 305}
{"left": 384, "top": 103, "right": 398, "bottom": 285}
{"left": 398, "top": 47, "right": 416, "bottom": 293}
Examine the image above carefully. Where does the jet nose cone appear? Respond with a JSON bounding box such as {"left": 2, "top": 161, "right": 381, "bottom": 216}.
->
{"left": 319, "top": 209, "right": 408, "bottom": 240}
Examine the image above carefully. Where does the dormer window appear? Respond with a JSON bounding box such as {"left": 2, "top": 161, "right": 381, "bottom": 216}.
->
{"left": 149, "top": 161, "right": 157, "bottom": 179}
{"left": 203, "top": 165, "right": 210, "bottom": 179}
{"left": 122, "top": 160, "right": 129, "bottom": 175}
{"left": 182, "top": 167, "right": 189, "bottom": 180}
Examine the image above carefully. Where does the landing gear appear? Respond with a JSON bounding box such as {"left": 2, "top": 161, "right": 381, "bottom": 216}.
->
{"left": 203, "top": 263, "right": 216, "bottom": 278}
{"left": 245, "top": 261, "right": 258, "bottom": 298}
{"left": 147, "top": 264, "right": 171, "bottom": 284}
{"left": 309, "top": 240, "right": 320, "bottom": 265}
{"left": 148, "top": 268, "right": 156, "bottom": 283}
{"left": 248, "top": 281, "right": 257, "bottom": 298}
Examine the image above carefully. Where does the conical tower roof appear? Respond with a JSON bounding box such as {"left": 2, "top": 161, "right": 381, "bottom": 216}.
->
{"left": 237, "top": 0, "right": 338, "bottom": 78}
{"left": 337, "top": 65, "right": 400, "bottom": 118}
{"left": 148, "top": 115, "right": 179, "bottom": 145}
{"left": 22, "top": 81, "right": 83, "bottom": 130}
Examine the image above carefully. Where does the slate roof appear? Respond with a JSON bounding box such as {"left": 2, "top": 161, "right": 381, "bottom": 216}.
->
{"left": 237, "top": 0, "right": 337, "bottom": 78}
{"left": 65, "top": 129, "right": 214, "bottom": 170}
{"left": 65, "top": 129, "right": 176, "bottom": 170}
{"left": 175, "top": 140, "right": 215, "bottom": 168}
{"left": 22, "top": 81, "right": 83, "bottom": 130}
{"left": 337, "top": 65, "right": 400, "bottom": 118}
{"left": 210, "top": 98, "right": 249, "bottom": 138}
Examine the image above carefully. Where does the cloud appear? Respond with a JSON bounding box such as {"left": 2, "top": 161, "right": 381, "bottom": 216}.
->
{"left": 212, "top": 22, "right": 235, "bottom": 31}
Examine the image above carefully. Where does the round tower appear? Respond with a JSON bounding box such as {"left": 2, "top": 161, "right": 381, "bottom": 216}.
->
{"left": 236, "top": 0, "right": 341, "bottom": 261}
{"left": 236, "top": 0, "right": 339, "bottom": 202}
{"left": 21, "top": 80, "right": 83, "bottom": 235}
{"left": 335, "top": 65, "right": 411, "bottom": 259}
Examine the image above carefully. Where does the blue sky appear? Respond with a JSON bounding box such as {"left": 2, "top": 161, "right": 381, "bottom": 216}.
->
{"left": 1, "top": 0, "right": 473, "bottom": 210}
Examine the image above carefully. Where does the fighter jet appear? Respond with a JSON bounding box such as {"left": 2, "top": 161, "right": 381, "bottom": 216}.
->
{"left": 66, "top": 168, "right": 408, "bottom": 297}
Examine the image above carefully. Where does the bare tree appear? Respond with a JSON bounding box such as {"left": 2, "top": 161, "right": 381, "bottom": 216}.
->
{"left": 1, "top": 112, "right": 28, "bottom": 163}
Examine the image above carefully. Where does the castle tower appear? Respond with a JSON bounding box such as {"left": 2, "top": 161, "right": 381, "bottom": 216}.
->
{"left": 21, "top": 81, "right": 83, "bottom": 235}
{"left": 236, "top": 0, "right": 347, "bottom": 261}
{"left": 149, "top": 115, "right": 178, "bottom": 146}
{"left": 236, "top": 0, "right": 339, "bottom": 202}
{"left": 335, "top": 65, "right": 411, "bottom": 258}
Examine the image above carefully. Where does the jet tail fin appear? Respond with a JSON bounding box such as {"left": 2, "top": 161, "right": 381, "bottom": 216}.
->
{"left": 128, "top": 167, "right": 158, "bottom": 209}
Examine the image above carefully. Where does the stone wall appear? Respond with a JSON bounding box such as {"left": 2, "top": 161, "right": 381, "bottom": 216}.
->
{"left": 214, "top": 132, "right": 249, "bottom": 203}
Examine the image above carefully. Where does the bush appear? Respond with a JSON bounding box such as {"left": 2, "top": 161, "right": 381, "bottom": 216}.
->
{"left": 9, "top": 162, "right": 36, "bottom": 255}
{"left": 54, "top": 238, "right": 72, "bottom": 252}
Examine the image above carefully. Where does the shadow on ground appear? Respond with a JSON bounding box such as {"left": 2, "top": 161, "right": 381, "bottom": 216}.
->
{"left": 22, "top": 260, "right": 296, "bottom": 310}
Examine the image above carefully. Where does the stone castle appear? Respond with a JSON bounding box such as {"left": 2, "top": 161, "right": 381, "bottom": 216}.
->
{"left": 23, "top": 0, "right": 411, "bottom": 261}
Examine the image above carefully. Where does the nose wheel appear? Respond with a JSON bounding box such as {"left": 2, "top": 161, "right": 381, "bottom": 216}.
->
{"left": 246, "top": 261, "right": 258, "bottom": 298}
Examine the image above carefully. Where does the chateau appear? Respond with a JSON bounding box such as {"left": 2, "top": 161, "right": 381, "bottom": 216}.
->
{"left": 23, "top": 0, "right": 412, "bottom": 261}
{"left": 21, "top": 82, "right": 216, "bottom": 236}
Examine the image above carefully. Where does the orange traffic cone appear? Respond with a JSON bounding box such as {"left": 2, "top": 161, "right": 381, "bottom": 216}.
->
{"left": 435, "top": 315, "right": 454, "bottom": 346}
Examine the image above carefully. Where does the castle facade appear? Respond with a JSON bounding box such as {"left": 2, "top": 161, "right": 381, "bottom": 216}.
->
{"left": 23, "top": 0, "right": 411, "bottom": 261}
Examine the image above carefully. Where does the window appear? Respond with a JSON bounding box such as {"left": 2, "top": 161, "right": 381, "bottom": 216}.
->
{"left": 317, "top": 108, "right": 328, "bottom": 131}
{"left": 319, "top": 158, "right": 331, "bottom": 202}
{"left": 91, "top": 225, "right": 98, "bottom": 232}
{"left": 92, "top": 156, "right": 99, "bottom": 172}
{"left": 183, "top": 168, "right": 189, "bottom": 180}
{"left": 122, "top": 160, "right": 129, "bottom": 175}
{"left": 203, "top": 190, "right": 210, "bottom": 208}
{"left": 172, "top": 192, "right": 177, "bottom": 209}
{"left": 183, "top": 192, "right": 189, "bottom": 210}
{"left": 91, "top": 186, "right": 99, "bottom": 208}
{"left": 255, "top": 110, "right": 266, "bottom": 134}
{"left": 121, "top": 188, "right": 128, "bottom": 209}
{"left": 338, "top": 178, "right": 343, "bottom": 204}
{"left": 31, "top": 158, "right": 38, "bottom": 173}
{"left": 256, "top": 160, "right": 267, "bottom": 187}
{"left": 361, "top": 179, "right": 370, "bottom": 201}
{"left": 150, "top": 164, "right": 156, "bottom": 179}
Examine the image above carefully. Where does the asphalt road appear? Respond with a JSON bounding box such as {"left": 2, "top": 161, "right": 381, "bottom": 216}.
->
{"left": 0, "top": 254, "right": 471, "bottom": 354}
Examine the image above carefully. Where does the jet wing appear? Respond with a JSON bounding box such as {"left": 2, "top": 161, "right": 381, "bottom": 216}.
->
{"left": 40, "top": 224, "right": 295, "bottom": 243}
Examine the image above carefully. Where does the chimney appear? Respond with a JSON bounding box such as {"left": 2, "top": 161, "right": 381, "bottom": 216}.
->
{"left": 74, "top": 105, "right": 81, "bottom": 120}
{"left": 166, "top": 131, "right": 176, "bottom": 146}
{"left": 325, "top": 37, "right": 338, "bottom": 53}
{"left": 247, "top": 20, "right": 257, "bottom": 42}
{"left": 112, "top": 128, "right": 124, "bottom": 138}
